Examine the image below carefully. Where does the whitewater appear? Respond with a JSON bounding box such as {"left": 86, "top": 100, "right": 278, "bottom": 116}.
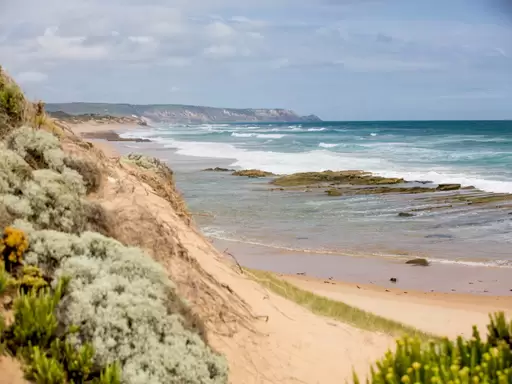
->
{"left": 120, "top": 120, "right": 512, "bottom": 194}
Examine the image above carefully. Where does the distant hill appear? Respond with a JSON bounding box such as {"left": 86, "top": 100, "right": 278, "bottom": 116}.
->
{"left": 45, "top": 102, "right": 322, "bottom": 124}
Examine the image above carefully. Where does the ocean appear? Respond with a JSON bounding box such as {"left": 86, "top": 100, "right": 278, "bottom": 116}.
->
{"left": 116, "top": 120, "right": 512, "bottom": 294}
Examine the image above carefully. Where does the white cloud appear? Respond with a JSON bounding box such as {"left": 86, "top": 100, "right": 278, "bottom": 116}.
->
{"left": 36, "top": 27, "right": 108, "bottom": 60}
{"left": 248, "top": 32, "right": 264, "bottom": 39}
{"left": 170, "top": 86, "right": 180, "bottom": 92}
{"left": 128, "top": 36, "right": 155, "bottom": 44}
{"left": 203, "top": 44, "right": 237, "bottom": 58}
{"left": 16, "top": 71, "right": 48, "bottom": 83}
{"left": 205, "top": 21, "right": 236, "bottom": 39}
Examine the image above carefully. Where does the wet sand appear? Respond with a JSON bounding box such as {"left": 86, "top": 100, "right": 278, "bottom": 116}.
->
{"left": 213, "top": 238, "right": 512, "bottom": 296}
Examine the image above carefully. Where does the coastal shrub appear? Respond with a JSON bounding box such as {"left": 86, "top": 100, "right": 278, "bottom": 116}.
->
{"left": 5, "top": 126, "right": 66, "bottom": 171}
{"left": 0, "top": 275, "right": 121, "bottom": 383}
{"left": 0, "top": 129, "right": 91, "bottom": 233}
{"left": 15, "top": 224, "right": 227, "bottom": 384}
{"left": 24, "top": 346, "right": 67, "bottom": 384}
{"left": 13, "top": 265, "right": 49, "bottom": 293}
{"left": 0, "top": 203, "right": 14, "bottom": 230}
{"left": 6, "top": 278, "right": 65, "bottom": 350}
{"left": 0, "top": 159, "right": 87, "bottom": 233}
{"left": 0, "top": 144, "right": 33, "bottom": 194}
{"left": 83, "top": 202, "right": 114, "bottom": 238}
{"left": 1, "top": 226, "right": 28, "bottom": 272}
{"left": 64, "top": 155, "right": 102, "bottom": 194}
{"left": 0, "top": 261, "right": 9, "bottom": 295}
{"left": 0, "top": 67, "right": 26, "bottom": 133}
{"left": 357, "top": 312, "right": 512, "bottom": 384}
{"left": 95, "top": 363, "right": 122, "bottom": 384}
{"left": 122, "top": 153, "right": 164, "bottom": 171}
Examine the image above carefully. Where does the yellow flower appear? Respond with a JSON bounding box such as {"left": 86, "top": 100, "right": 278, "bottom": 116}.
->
{"left": 1, "top": 227, "right": 28, "bottom": 267}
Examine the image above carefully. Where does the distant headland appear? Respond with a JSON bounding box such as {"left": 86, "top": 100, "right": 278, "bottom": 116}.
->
{"left": 45, "top": 102, "right": 322, "bottom": 124}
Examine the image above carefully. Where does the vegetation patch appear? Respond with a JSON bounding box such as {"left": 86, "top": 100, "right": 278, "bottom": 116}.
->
{"left": 12, "top": 223, "right": 227, "bottom": 384}
{"left": 247, "top": 269, "right": 435, "bottom": 341}
{"left": 0, "top": 66, "right": 27, "bottom": 136}
{"left": 63, "top": 156, "right": 102, "bottom": 194}
{"left": 356, "top": 312, "right": 512, "bottom": 384}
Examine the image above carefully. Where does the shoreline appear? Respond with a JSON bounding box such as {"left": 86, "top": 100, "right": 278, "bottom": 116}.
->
{"left": 71, "top": 121, "right": 512, "bottom": 298}
{"left": 275, "top": 272, "right": 512, "bottom": 338}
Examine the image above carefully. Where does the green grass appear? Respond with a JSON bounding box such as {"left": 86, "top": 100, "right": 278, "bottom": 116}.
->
{"left": 247, "top": 268, "right": 439, "bottom": 342}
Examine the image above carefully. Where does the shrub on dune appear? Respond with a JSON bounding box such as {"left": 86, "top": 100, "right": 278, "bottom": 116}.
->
{"left": 357, "top": 312, "right": 512, "bottom": 384}
{"left": 15, "top": 223, "right": 228, "bottom": 384}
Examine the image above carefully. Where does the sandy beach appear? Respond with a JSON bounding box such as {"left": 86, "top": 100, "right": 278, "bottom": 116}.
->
{"left": 66, "top": 120, "right": 512, "bottom": 383}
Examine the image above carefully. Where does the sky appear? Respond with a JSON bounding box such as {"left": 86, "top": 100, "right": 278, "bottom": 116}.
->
{"left": 0, "top": 0, "right": 511, "bottom": 120}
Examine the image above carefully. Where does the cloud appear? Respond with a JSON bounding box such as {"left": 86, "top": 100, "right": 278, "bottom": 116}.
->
{"left": 203, "top": 44, "right": 238, "bottom": 58}
{"left": 36, "top": 27, "right": 109, "bottom": 60}
{"left": 0, "top": 0, "right": 510, "bottom": 119}
{"left": 128, "top": 36, "right": 155, "bottom": 44}
{"left": 16, "top": 71, "right": 48, "bottom": 84}
{"left": 206, "top": 21, "right": 236, "bottom": 39}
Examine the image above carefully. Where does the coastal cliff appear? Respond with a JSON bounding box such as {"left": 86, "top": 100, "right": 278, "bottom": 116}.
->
{"left": 45, "top": 102, "right": 322, "bottom": 124}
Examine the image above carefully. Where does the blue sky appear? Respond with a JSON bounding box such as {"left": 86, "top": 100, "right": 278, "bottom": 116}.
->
{"left": 1, "top": 0, "right": 511, "bottom": 120}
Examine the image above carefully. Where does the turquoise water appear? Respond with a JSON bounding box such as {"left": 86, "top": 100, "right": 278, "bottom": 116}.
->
{"left": 119, "top": 120, "right": 512, "bottom": 269}
{"left": 123, "top": 120, "right": 512, "bottom": 193}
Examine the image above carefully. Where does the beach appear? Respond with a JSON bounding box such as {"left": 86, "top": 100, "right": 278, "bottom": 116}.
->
{"left": 71, "top": 121, "right": 512, "bottom": 334}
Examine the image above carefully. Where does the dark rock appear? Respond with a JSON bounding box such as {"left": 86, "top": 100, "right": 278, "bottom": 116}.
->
{"left": 326, "top": 188, "right": 342, "bottom": 196}
{"left": 436, "top": 184, "right": 461, "bottom": 191}
{"left": 389, "top": 277, "right": 397, "bottom": 283}
{"left": 296, "top": 272, "right": 306, "bottom": 276}
{"left": 425, "top": 234, "right": 453, "bottom": 239}
{"left": 398, "top": 212, "right": 415, "bottom": 217}
{"left": 405, "top": 258, "right": 430, "bottom": 267}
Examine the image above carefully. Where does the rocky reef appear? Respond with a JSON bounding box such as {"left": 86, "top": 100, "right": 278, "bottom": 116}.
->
{"left": 271, "top": 170, "right": 404, "bottom": 187}
{"left": 232, "top": 169, "right": 276, "bottom": 178}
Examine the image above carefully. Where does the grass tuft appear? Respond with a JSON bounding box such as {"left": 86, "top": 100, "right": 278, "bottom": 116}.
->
{"left": 248, "top": 268, "right": 438, "bottom": 342}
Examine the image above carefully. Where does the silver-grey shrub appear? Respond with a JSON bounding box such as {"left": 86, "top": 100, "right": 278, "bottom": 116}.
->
{"left": 5, "top": 125, "right": 66, "bottom": 171}
{"left": 0, "top": 128, "right": 89, "bottom": 233}
{"left": 0, "top": 144, "right": 33, "bottom": 194}
{"left": 16, "top": 222, "right": 228, "bottom": 384}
